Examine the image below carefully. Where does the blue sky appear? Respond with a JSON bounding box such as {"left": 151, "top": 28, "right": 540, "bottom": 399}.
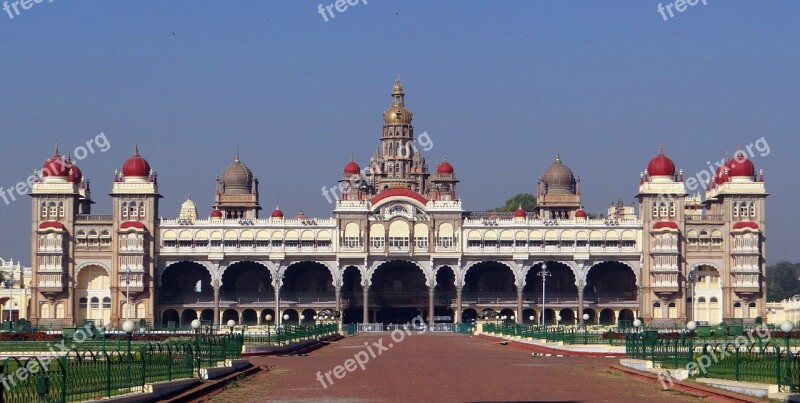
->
{"left": 0, "top": 1, "right": 798, "bottom": 264}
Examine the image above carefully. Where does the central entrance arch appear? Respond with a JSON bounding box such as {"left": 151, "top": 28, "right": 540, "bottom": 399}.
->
{"left": 369, "top": 261, "right": 428, "bottom": 324}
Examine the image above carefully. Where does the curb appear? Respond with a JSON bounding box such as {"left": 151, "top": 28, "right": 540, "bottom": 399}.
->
{"left": 476, "top": 334, "right": 626, "bottom": 357}
{"left": 608, "top": 364, "right": 762, "bottom": 402}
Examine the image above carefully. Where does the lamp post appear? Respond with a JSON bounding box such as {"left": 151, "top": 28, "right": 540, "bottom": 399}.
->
{"left": 6, "top": 267, "right": 16, "bottom": 322}
{"left": 227, "top": 319, "right": 236, "bottom": 335}
{"left": 538, "top": 263, "right": 550, "bottom": 326}
{"left": 191, "top": 319, "right": 201, "bottom": 373}
{"left": 123, "top": 266, "right": 132, "bottom": 320}
{"left": 299, "top": 314, "right": 305, "bottom": 325}
{"left": 686, "top": 270, "right": 698, "bottom": 323}
{"left": 122, "top": 320, "right": 136, "bottom": 355}
{"left": 781, "top": 320, "right": 794, "bottom": 390}
{"left": 633, "top": 318, "right": 642, "bottom": 333}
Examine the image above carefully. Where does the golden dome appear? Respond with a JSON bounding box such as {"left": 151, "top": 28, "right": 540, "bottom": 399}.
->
{"left": 384, "top": 75, "right": 412, "bottom": 125}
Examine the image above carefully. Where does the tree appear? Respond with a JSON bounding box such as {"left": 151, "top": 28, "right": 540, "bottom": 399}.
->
{"left": 494, "top": 193, "right": 537, "bottom": 212}
{"left": 766, "top": 261, "right": 800, "bottom": 302}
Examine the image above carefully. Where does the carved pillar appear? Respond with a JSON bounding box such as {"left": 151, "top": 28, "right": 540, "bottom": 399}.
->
{"left": 362, "top": 286, "right": 369, "bottom": 324}
{"left": 578, "top": 288, "right": 584, "bottom": 325}
{"left": 213, "top": 282, "right": 220, "bottom": 327}
{"left": 428, "top": 286, "right": 435, "bottom": 327}
{"left": 455, "top": 286, "right": 463, "bottom": 324}
{"left": 516, "top": 286, "right": 524, "bottom": 323}
{"left": 335, "top": 286, "right": 342, "bottom": 314}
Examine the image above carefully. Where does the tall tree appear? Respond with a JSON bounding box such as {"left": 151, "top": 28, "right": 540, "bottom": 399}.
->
{"left": 766, "top": 261, "right": 800, "bottom": 301}
{"left": 494, "top": 193, "right": 537, "bottom": 212}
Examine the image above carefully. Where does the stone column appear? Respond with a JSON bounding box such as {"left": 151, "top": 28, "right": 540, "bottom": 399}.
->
{"left": 455, "top": 286, "right": 463, "bottom": 324}
{"left": 516, "top": 287, "right": 524, "bottom": 324}
{"left": 362, "top": 287, "right": 369, "bottom": 324}
{"left": 428, "top": 286, "right": 435, "bottom": 327}
{"left": 213, "top": 283, "right": 220, "bottom": 327}
{"left": 274, "top": 284, "right": 281, "bottom": 328}
{"left": 335, "top": 286, "right": 342, "bottom": 314}
{"left": 577, "top": 288, "right": 584, "bottom": 325}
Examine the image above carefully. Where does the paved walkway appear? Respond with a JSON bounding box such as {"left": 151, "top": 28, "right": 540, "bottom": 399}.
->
{"left": 205, "top": 333, "right": 700, "bottom": 402}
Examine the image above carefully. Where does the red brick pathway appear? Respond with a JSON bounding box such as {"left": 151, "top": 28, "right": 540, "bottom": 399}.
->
{"left": 204, "top": 333, "right": 699, "bottom": 402}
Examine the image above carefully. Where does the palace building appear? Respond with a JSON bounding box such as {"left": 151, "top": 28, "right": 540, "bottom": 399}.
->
{"left": 28, "top": 78, "right": 768, "bottom": 328}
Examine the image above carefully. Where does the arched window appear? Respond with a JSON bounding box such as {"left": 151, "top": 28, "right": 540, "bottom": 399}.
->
{"left": 139, "top": 202, "right": 146, "bottom": 218}
{"left": 732, "top": 202, "right": 739, "bottom": 217}
{"left": 740, "top": 203, "right": 748, "bottom": 217}
{"left": 102, "top": 297, "right": 111, "bottom": 309}
{"left": 58, "top": 201, "right": 64, "bottom": 217}
{"left": 49, "top": 202, "right": 57, "bottom": 218}
{"left": 652, "top": 202, "right": 658, "bottom": 218}
{"left": 40, "top": 202, "right": 47, "bottom": 218}
{"left": 710, "top": 297, "right": 718, "bottom": 303}
{"left": 79, "top": 297, "right": 88, "bottom": 309}
{"left": 121, "top": 202, "right": 128, "bottom": 218}
{"left": 90, "top": 297, "right": 100, "bottom": 309}
{"left": 749, "top": 202, "right": 756, "bottom": 218}
{"left": 659, "top": 202, "right": 668, "bottom": 217}
{"left": 697, "top": 297, "right": 706, "bottom": 303}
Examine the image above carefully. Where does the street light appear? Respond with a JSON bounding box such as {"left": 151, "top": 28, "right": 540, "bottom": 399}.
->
{"left": 538, "top": 263, "right": 551, "bottom": 326}
{"left": 781, "top": 320, "right": 794, "bottom": 389}
{"left": 686, "top": 270, "right": 698, "bottom": 322}
{"left": 299, "top": 314, "right": 305, "bottom": 325}
{"left": 123, "top": 266, "right": 132, "bottom": 320}
{"left": 227, "top": 319, "right": 236, "bottom": 334}
{"left": 122, "top": 320, "right": 136, "bottom": 354}
{"left": 556, "top": 314, "right": 562, "bottom": 326}
{"left": 191, "top": 319, "right": 202, "bottom": 372}
{"left": 264, "top": 314, "right": 273, "bottom": 326}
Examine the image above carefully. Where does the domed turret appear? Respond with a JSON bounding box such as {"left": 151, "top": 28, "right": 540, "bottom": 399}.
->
{"left": 542, "top": 151, "right": 576, "bottom": 195}
{"left": 728, "top": 149, "right": 755, "bottom": 179}
{"left": 221, "top": 152, "right": 254, "bottom": 194}
{"left": 514, "top": 205, "right": 526, "bottom": 218}
{"left": 122, "top": 145, "right": 151, "bottom": 177}
{"left": 210, "top": 209, "right": 223, "bottom": 219}
{"left": 383, "top": 76, "right": 413, "bottom": 126}
{"left": 42, "top": 145, "right": 69, "bottom": 177}
{"left": 344, "top": 158, "right": 361, "bottom": 175}
{"left": 647, "top": 144, "right": 675, "bottom": 178}
{"left": 271, "top": 206, "right": 284, "bottom": 218}
{"left": 436, "top": 159, "right": 454, "bottom": 174}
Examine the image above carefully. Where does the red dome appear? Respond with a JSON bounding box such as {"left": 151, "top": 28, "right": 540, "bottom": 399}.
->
{"left": 647, "top": 145, "right": 675, "bottom": 177}
{"left": 344, "top": 159, "right": 361, "bottom": 175}
{"left": 714, "top": 164, "right": 729, "bottom": 185}
{"left": 436, "top": 160, "right": 454, "bottom": 174}
{"left": 67, "top": 162, "right": 82, "bottom": 184}
{"left": 42, "top": 147, "right": 69, "bottom": 177}
{"left": 210, "top": 209, "right": 223, "bottom": 218}
{"left": 728, "top": 152, "right": 755, "bottom": 178}
{"left": 38, "top": 221, "right": 65, "bottom": 230}
{"left": 122, "top": 146, "right": 151, "bottom": 177}
{"left": 653, "top": 221, "right": 679, "bottom": 230}
{"left": 514, "top": 206, "right": 526, "bottom": 218}
{"left": 575, "top": 209, "right": 587, "bottom": 219}
{"left": 271, "top": 207, "right": 284, "bottom": 218}
{"left": 733, "top": 221, "right": 759, "bottom": 230}
{"left": 120, "top": 221, "right": 145, "bottom": 230}
{"left": 370, "top": 188, "right": 428, "bottom": 206}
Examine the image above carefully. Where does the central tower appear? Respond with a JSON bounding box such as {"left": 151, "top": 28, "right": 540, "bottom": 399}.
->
{"left": 366, "top": 77, "right": 429, "bottom": 194}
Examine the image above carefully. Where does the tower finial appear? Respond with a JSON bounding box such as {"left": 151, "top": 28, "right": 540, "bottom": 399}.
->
{"left": 555, "top": 149, "right": 561, "bottom": 162}
{"left": 53, "top": 143, "right": 60, "bottom": 157}
{"left": 133, "top": 144, "right": 140, "bottom": 157}
{"left": 658, "top": 142, "right": 664, "bottom": 156}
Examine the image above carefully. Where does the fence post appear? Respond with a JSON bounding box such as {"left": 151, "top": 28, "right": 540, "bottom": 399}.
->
{"left": 734, "top": 347, "right": 740, "bottom": 381}
{"left": 105, "top": 353, "right": 112, "bottom": 398}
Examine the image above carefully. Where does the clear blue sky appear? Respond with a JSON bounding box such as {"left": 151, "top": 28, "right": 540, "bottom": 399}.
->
{"left": 0, "top": 1, "right": 798, "bottom": 264}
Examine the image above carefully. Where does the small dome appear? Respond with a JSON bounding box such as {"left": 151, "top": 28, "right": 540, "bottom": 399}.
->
{"left": 42, "top": 146, "right": 68, "bottom": 177}
{"left": 122, "top": 146, "right": 151, "bottom": 177}
{"left": 296, "top": 210, "right": 307, "bottom": 220}
{"left": 210, "top": 209, "right": 223, "bottom": 218}
{"left": 514, "top": 206, "right": 526, "bottom": 218}
{"left": 271, "top": 206, "right": 284, "bottom": 218}
{"left": 67, "top": 162, "right": 82, "bottom": 183}
{"left": 575, "top": 209, "right": 587, "bottom": 219}
{"left": 542, "top": 151, "right": 576, "bottom": 195}
{"left": 436, "top": 159, "right": 454, "bottom": 174}
{"left": 647, "top": 145, "right": 675, "bottom": 177}
{"left": 344, "top": 159, "right": 361, "bottom": 175}
{"left": 383, "top": 105, "right": 413, "bottom": 125}
{"left": 728, "top": 151, "right": 755, "bottom": 178}
{"left": 221, "top": 153, "right": 253, "bottom": 195}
